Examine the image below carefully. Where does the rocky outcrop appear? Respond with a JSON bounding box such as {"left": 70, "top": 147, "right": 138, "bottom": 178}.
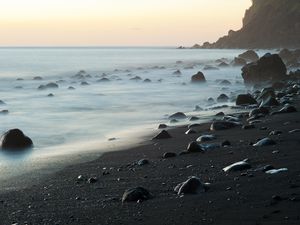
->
{"left": 241, "top": 54, "right": 287, "bottom": 85}
{"left": 199, "top": 0, "right": 300, "bottom": 49}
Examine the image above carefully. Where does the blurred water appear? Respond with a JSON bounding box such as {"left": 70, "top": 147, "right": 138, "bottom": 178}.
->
{"left": 0, "top": 47, "right": 266, "bottom": 182}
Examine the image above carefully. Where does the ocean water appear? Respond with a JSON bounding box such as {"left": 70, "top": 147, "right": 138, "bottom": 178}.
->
{"left": 0, "top": 47, "right": 265, "bottom": 184}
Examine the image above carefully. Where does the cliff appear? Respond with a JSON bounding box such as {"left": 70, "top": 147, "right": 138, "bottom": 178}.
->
{"left": 200, "top": 0, "right": 300, "bottom": 49}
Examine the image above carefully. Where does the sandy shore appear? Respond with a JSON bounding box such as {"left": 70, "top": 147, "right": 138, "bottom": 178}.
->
{"left": 1, "top": 93, "right": 300, "bottom": 225}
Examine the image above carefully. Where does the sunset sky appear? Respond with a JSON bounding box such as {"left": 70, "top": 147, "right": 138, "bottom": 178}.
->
{"left": 0, "top": 0, "right": 252, "bottom": 46}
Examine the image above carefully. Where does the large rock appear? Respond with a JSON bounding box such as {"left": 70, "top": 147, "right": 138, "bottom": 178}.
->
{"left": 236, "top": 94, "right": 257, "bottom": 105}
{"left": 174, "top": 177, "right": 209, "bottom": 195}
{"left": 232, "top": 57, "right": 247, "bottom": 66}
{"left": 122, "top": 187, "right": 153, "bottom": 202}
{"left": 1, "top": 129, "right": 33, "bottom": 150}
{"left": 210, "top": 121, "right": 240, "bottom": 131}
{"left": 241, "top": 54, "right": 287, "bottom": 85}
{"left": 238, "top": 50, "right": 259, "bottom": 62}
{"left": 191, "top": 71, "right": 206, "bottom": 83}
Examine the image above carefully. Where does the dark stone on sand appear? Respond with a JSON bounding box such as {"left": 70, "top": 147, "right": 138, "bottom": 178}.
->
{"left": 222, "top": 140, "right": 231, "bottom": 146}
{"left": 253, "top": 137, "right": 276, "bottom": 147}
{"left": 137, "top": 159, "right": 149, "bottom": 166}
{"left": 223, "top": 160, "right": 251, "bottom": 172}
{"left": 87, "top": 177, "right": 98, "bottom": 183}
{"left": 210, "top": 121, "right": 240, "bottom": 131}
{"left": 269, "top": 130, "right": 282, "bottom": 136}
{"left": 188, "top": 123, "right": 201, "bottom": 129}
{"left": 191, "top": 71, "right": 206, "bottom": 83}
{"left": 122, "top": 187, "right": 153, "bottom": 203}
{"left": 255, "top": 165, "right": 275, "bottom": 172}
{"left": 232, "top": 57, "right": 247, "bottom": 66}
{"left": 271, "top": 104, "right": 297, "bottom": 115}
{"left": 217, "top": 94, "right": 229, "bottom": 103}
{"left": 242, "top": 124, "right": 256, "bottom": 130}
{"left": 158, "top": 124, "right": 167, "bottom": 129}
{"left": 152, "top": 130, "right": 172, "bottom": 140}
{"left": 186, "top": 141, "right": 203, "bottom": 153}
{"left": 238, "top": 50, "right": 259, "bottom": 62}
{"left": 1, "top": 129, "right": 33, "bottom": 150}
{"left": 241, "top": 54, "right": 287, "bottom": 85}
{"left": 185, "top": 129, "right": 196, "bottom": 135}
{"left": 236, "top": 94, "right": 257, "bottom": 105}
{"left": 163, "top": 152, "right": 177, "bottom": 158}
{"left": 196, "top": 135, "right": 216, "bottom": 142}
{"left": 169, "top": 112, "right": 187, "bottom": 120}
{"left": 174, "top": 177, "right": 208, "bottom": 195}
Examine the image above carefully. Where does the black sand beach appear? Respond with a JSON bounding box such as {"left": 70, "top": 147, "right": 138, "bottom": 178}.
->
{"left": 1, "top": 94, "right": 299, "bottom": 225}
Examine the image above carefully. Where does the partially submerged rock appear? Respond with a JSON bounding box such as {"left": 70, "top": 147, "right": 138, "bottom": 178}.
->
{"left": 217, "top": 94, "right": 229, "bottom": 103}
{"left": 191, "top": 71, "right": 206, "bottom": 83}
{"left": 174, "top": 176, "right": 209, "bottom": 195}
{"left": 122, "top": 187, "right": 153, "bottom": 203}
{"left": 169, "top": 112, "right": 187, "bottom": 120}
{"left": 241, "top": 54, "right": 287, "bottom": 85}
{"left": 1, "top": 129, "right": 33, "bottom": 150}
{"left": 238, "top": 50, "right": 259, "bottom": 62}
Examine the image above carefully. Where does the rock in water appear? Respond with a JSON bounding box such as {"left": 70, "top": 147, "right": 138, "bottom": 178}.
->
{"left": 232, "top": 57, "right": 247, "bottom": 66}
{"left": 236, "top": 94, "right": 257, "bottom": 105}
{"left": 223, "top": 160, "right": 251, "bottom": 172}
{"left": 174, "top": 176, "right": 208, "bottom": 195}
{"left": 238, "top": 50, "right": 259, "bottom": 62}
{"left": 1, "top": 129, "right": 33, "bottom": 150}
{"left": 241, "top": 54, "right": 287, "bottom": 85}
{"left": 152, "top": 130, "right": 172, "bottom": 140}
{"left": 169, "top": 112, "right": 187, "bottom": 120}
{"left": 122, "top": 187, "right": 153, "bottom": 203}
{"left": 191, "top": 71, "right": 206, "bottom": 83}
{"left": 253, "top": 137, "right": 276, "bottom": 147}
{"left": 210, "top": 121, "right": 240, "bottom": 131}
{"left": 217, "top": 94, "right": 229, "bottom": 103}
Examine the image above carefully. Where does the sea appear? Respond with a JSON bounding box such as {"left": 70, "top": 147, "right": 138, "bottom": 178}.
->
{"left": 0, "top": 47, "right": 267, "bottom": 188}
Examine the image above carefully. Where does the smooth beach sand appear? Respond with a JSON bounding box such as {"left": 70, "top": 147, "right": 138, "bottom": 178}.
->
{"left": 0, "top": 97, "right": 299, "bottom": 225}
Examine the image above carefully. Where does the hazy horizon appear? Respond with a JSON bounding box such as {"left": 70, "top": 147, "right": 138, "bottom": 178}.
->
{"left": 0, "top": 0, "right": 251, "bottom": 47}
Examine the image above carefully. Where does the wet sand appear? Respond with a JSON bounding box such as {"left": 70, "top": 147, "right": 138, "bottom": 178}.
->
{"left": 0, "top": 96, "right": 299, "bottom": 225}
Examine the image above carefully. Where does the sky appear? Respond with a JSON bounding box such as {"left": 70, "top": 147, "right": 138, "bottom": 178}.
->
{"left": 0, "top": 0, "right": 252, "bottom": 46}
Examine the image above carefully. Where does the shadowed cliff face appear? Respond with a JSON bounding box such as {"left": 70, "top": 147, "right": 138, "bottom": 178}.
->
{"left": 202, "top": 0, "right": 300, "bottom": 49}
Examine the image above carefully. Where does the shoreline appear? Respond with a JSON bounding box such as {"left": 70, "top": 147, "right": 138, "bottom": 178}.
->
{"left": 1, "top": 91, "right": 300, "bottom": 224}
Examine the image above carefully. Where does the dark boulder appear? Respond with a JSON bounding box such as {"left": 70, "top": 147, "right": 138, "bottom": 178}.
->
{"left": 210, "top": 121, "right": 240, "bottom": 131}
{"left": 236, "top": 94, "right": 257, "bottom": 105}
{"left": 186, "top": 141, "right": 203, "bottom": 153}
{"left": 152, "top": 130, "right": 172, "bottom": 140}
{"left": 122, "top": 187, "right": 153, "bottom": 203}
{"left": 232, "top": 57, "right": 247, "bottom": 66}
{"left": 163, "top": 152, "right": 177, "bottom": 158}
{"left": 241, "top": 54, "right": 287, "bottom": 85}
{"left": 1, "top": 129, "right": 33, "bottom": 150}
{"left": 238, "top": 50, "right": 259, "bottom": 62}
{"left": 174, "top": 177, "right": 208, "bottom": 195}
{"left": 191, "top": 71, "right": 206, "bottom": 83}
{"left": 217, "top": 94, "right": 229, "bottom": 103}
{"left": 169, "top": 112, "right": 187, "bottom": 120}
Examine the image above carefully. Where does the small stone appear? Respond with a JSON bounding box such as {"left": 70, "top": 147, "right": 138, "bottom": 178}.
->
{"left": 163, "top": 152, "right": 177, "bottom": 158}
{"left": 122, "top": 187, "right": 153, "bottom": 203}
{"left": 152, "top": 130, "right": 172, "bottom": 140}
